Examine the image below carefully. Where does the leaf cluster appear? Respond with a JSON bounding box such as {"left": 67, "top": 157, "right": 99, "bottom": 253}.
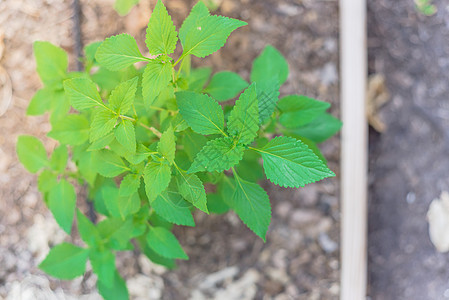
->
{"left": 17, "top": 1, "right": 341, "bottom": 298}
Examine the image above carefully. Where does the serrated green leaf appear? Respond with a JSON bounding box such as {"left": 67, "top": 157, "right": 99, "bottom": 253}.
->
{"left": 96, "top": 34, "right": 147, "bottom": 71}
{"left": 97, "top": 271, "right": 129, "bottom": 300}
{"left": 76, "top": 209, "right": 101, "bottom": 247}
{"left": 39, "top": 243, "right": 88, "bottom": 280}
{"left": 278, "top": 95, "right": 331, "bottom": 128}
{"left": 235, "top": 149, "right": 264, "bottom": 182}
{"left": 34, "top": 41, "right": 67, "bottom": 88}
{"left": 90, "top": 249, "right": 116, "bottom": 288}
{"left": 114, "top": 119, "right": 136, "bottom": 153}
{"left": 27, "top": 88, "right": 52, "bottom": 116}
{"left": 284, "top": 113, "right": 342, "bottom": 143}
{"left": 179, "top": 2, "right": 210, "bottom": 44}
{"left": 119, "top": 173, "right": 141, "bottom": 196}
{"left": 109, "top": 77, "right": 138, "bottom": 114}
{"left": 48, "top": 114, "right": 89, "bottom": 145}
{"left": 48, "top": 179, "right": 76, "bottom": 234}
{"left": 188, "top": 137, "right": 245, "bottom": 173}
{"left": 145, "top": 0, "right": 178, "bottom": 55}
{"left": 227, "top": 84, "right": 259, "bottom": 145}
{"left": 146, "top": 226, "right": 188, "bottom": 259}
{"left": 16, "top": 135, "right": 48, "bottom": 173}
{"left": 176, "top": 91, "right": 225, "bottom": 135}
{"left": 90, "top": 109, "right": 118, "bottom": 142}
{"left": 144, "top": 161, "right": 171, "bottom": 201}
{"left": 251, "top": 45, "right": 289, "bottom": 85}
{"left": 204, "top": 71, "right": 248, "bottom": 101}
{"left": 229, "top": 174, "right": 271, "bottom": 241}
{"left": 124, "top": 143, "right": 153, "bottom": 164}
{"left": 256, "top": 78, "right": 280, "bottom": 124}
{"left": 64, "top": 78, "right": 106, "bottom": 111}
{"left": 256, "top": 136, "right": 335, "bottom": 187}
{"left": 151, "top": 191, "right": 195, "bottom": 226}
{"left": 142, "top": 58, "right": 172, "bottom": 108}
{"left": 158, "top": 126, "right": 176, "bottom": 163}
{"left": 180, "top": 11, "right": 246, "bottom": 58}
{"left": 96, "top": 149, "right": 129, "bottom": 177}
{"left": 103, "top": 186, "right": 140, "bottom": 219}
{"left": 176, "top": 171, "right": 208, "bottom": 213}
{"left": 114, "top": 0, "right": 139, "bottom": 15}
{"left": 50, "top": 145, "right": 68, "bottom": 172}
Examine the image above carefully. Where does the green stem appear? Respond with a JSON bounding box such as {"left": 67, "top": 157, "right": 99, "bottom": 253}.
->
{"left": 120, "top": 115, "right": 162, "bottom": 138}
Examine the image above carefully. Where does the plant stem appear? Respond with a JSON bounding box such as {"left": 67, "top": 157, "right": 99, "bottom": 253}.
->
{"left": 120, "top": 115, "right": 162, "bottom": 138}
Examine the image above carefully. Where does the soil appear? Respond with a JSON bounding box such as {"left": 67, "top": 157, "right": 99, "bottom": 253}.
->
{"left": 0, "top": 0, "right": 340, "bottom": 299}
{"left": 367, "top": 0, "right": 449, "bottom": 299}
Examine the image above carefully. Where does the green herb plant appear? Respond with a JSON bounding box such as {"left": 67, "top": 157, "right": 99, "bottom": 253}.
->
{"left": 17, "top": 1, "right": 341, "bottom": 298}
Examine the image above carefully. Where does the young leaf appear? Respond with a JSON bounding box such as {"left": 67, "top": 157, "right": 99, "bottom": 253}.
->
{"left": 96, "top": 149, "right": 129, "bottom": 177}
{"left": 146, "top": 226, "right": 188, "bottom": 259}
{"left": 145, "top": 0, "right": 178, "bottom": 56}
{"left": 114, "top": 0, "right": 139, "bottom": 15}
{"left": 119, "top": 173, "right": 141, "bottom": 196}
{"left": 151, "top": 191, "right": 195, "bottom": 226}
{"left": 114, "top": 119, "right": 136, "bottom": 153}
{"left": 256, "top": 136, "right": 335, "bottom": 187}
{"left": 179, "top": 2, "right": 210, "bottom": 44}
{"left": 283, "top": 113, "right": 342, "bottom": 143}
{"left": 39, "top": 243, "right": 88, "bottom": 280}
{"left": 109, "top": 77, "right": 138, "bottom": 114}
{"left": 64, "top": 78, "right": 106, "bottom": 111}
{"left": 49, "top": 179, "right": 76, "bottom": 234}
{"left": 97, "top": 217, "right": 135, "bottom": 250}
{"left": 103, "top": 186, "right": 140, "bottom": 219}
{"left": 251, "top": 45, "right": 289, "bottom": 85}
{"left": 142, "top": 58, "right": 172, "bottom": 108}
{"left": 96, "top": 34, "right": 147, "bottom": 71}
{"left": 27, "top": 88, "right": 52, "bottom": 116}
{"left": 90, "top": 249, "right": 116, "bottom": 288}
{"left": 229, "top": 174, "right": 271, "bottom": 241}
{"left": 256, "top": 78, "right": 280, "bottom": 124}
{"left": 77, "top": 210, "right": 101, "bottom": 247}
{"left": 158, "top": 126, "right": 176, "bottom": 164}
{"left": 176, "top": 171, "right": 208, "bottom": 213}
{"left": 73, "top": 145, "right": 99, "bottom": 186}
{"left": 204, "top": 71, "right": 248, "bottom": 101}
{"left": 144, "top": 162, "right": 171, "bottom": 201}
{"left": 34, "top": 41, "right": 67, "bottom": 87}
{"left": 50, "top": 145, "right": 68, "bottom": 172}
{"left": 48, "top": 114, "right": 90, "bottom": 146}
{"left": 278, "top": 95, "right": 331, "bottom": 128}
{"left": 138, "top": 237, "right": 176, "bottom": 269}
{"left": 91, "top": 109, "right": 118, "bottom": 142}
{"left": 38, "top": 170, "right": 58, "bottom": 195}
{"left": 227, "top": 84, "right": 259, "bottom": 145}
{"left": 176, "top": 91, "right": 225, "bottom": 135}
{"left": 188, "top": 137, "right": 245, "bottom": 173}
{"left": 16, "top": 135, "right": 48, "bottom": 173}
{"left": 97, "top": 271, "right": 129, "bottom": 300}
{"left": 180, "top": 14, "right": 246, "bottom": 58}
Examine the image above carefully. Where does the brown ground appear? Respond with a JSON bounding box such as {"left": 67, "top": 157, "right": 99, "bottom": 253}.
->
{"left": 0, "top": 0, "right": 340, "bottom": 299}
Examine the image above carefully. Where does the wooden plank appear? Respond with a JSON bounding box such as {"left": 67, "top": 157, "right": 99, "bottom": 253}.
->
{"left": 339, "top": 0, "right": 368, "bottom": 299}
